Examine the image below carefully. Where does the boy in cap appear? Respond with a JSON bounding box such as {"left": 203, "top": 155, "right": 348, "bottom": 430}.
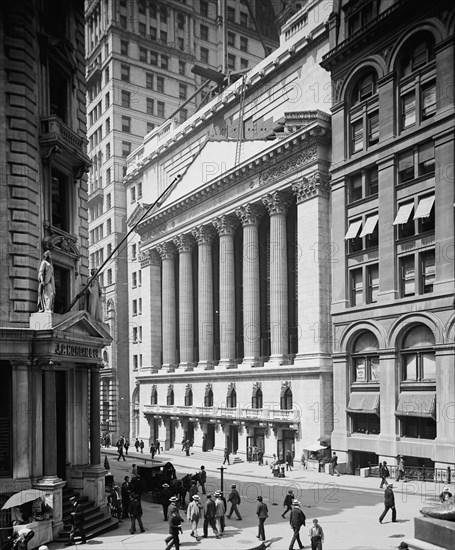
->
{"left": 289, "top": 500, "right": 306, "bottom": 550}
{"left": 282, "top": 489, "right": 294, "bottom": 518}
{"left": 227, "top": 484, "right": 242, "bottom": 520}
{"left": 187, "top": 494, "right": 203, "bottom": 541}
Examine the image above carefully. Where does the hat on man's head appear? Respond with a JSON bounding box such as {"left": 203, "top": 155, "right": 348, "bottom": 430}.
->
{"left": 288, "top": 490, "right": 294, "bottom": 494}
{"left": 257, "top": 496, "right": 263, "bottom": 501}
{"left": 192, "top": 495, "right": 200, "bottom": 500}
{"left": 388, "top": 484, "right": 394, "bottom": 489}
{"left": 162, "top": 483, "right": 169, "bottom": 488}
{"left": 231, "top": 484, "right": 236, "bottom": 488}
{"left": 443, "top": 485, "right": 450, "bottom": 492}
{"left": 214, "top": 491, "right": 221, "bottom": 497}
{"left": 169, "top": 496, "right": 178, "bottom": 502}
{"left": 397, "top": 543, "right": 409, "bottom": 550}
{"left": 292, "top": 500, "right": 300, "bottom": 506}
{"left": 69, "top": 496, "right": 77, "bottom": 502}
{"left": 206, "top": 494, "right": 212, "bottom": 499}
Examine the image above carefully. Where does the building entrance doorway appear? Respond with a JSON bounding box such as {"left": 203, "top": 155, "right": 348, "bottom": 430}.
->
{"left": 204, "top": 424, "right": 215, "bottom": 451}
{"left": 247, "top": 429, "right": 265, "bottom": 461}
{"left": 277, "top": 429, "right": 295, "bottom": 462}
{"left": 226, "top": 425, "right": 238, "bottom": 454}
{"left": 149, "top": 419, "right": 159, "bottom": 444}
{"left": 168, "top": 420, "right": 175, "bottom": 449}
{"left": 184, "top": 421, "right": 195, "bottom": 445}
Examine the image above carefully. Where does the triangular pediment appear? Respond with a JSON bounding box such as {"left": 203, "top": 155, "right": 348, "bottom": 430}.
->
{"left": 52, "top": 311, "right": 112, "bottom": 341}
{"left": 127, "top": 202, "right": 151, "bottom": 228}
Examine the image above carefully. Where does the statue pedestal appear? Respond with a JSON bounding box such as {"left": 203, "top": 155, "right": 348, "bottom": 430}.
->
{"left": 30, "top": 312, "right": 54, "bottom": 330}
{"left": 408, "top": 516, "right": 455, "bottom": 549}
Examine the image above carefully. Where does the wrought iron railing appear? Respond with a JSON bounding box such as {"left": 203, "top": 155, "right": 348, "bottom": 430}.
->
{"left": 368, "top": 463, "right": 451, "bottom": 483}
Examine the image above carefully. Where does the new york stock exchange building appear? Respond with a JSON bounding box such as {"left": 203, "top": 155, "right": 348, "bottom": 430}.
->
{"left": 124, "top": 7, "right": 335, "bottom": 463}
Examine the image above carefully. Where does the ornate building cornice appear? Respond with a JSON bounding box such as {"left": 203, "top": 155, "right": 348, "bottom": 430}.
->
{"left": 259, "top": 146, "right": 318, "bottom": 186}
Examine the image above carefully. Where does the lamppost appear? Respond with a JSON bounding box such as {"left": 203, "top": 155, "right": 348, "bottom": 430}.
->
{"left": 217, "top": 466, "right": 227, "bottom": 493}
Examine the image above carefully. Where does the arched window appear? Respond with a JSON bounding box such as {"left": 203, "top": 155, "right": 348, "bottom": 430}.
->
{"left": 151, "top": 387, "right": 158, "bottom": 405}
{"left": 226, "top": 387, "right": 237, "bottom": 408}
{"left": 252, "top": 387, "right": 263, "bottom": 409}
{"left": 352, "top": 331, "right": 380, "bottom": 384}
{"left": 401, "top": 325, "right": 435, "bottom": 383}
{"left": 397, "top": 34, "right": 436, "bottom": 130}
{"left": 204, "top": 387, "right": 213, "bottom": 407}
{"left": 280, "top": 387, "right": 292, "bottom": 410}
{"left": 167, "top": 387, "right": 174, "bottom": 406}
{"left": 348, "top": 70, "right": 379, "bottom": 155}
{"left": 184, "top": 387, "right": 193, "bottom": 407}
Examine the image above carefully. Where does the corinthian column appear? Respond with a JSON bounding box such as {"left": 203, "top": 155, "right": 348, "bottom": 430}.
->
{"left": 148, "top": 249, "right": 162, "bottom": 369}
{"left": 236, "top": 204, "right": 264, "bottom": 367}
{"left": 11, "top": 361, "right": 31, "bottom": 479}
{"left": 90, "top": 367, "right": 101, "bottom": 466}
{"left": 192, "top": 225, "right": 216, "bottom": 370}
{"left": 212, "top": 214, "right": 239, "bottom": 369}
{"left": 173, "top": 234, "right": 195, "bottom": 370}
{"left": 263, "top": 191, "right": 292, "bottom": 364}
{"left": 157, "top": 242, "right": 177, "bottom": 371}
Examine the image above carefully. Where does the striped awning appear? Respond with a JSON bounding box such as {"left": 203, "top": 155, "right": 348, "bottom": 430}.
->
{"left": 344, "top": 219, "right": 362, "bottom": 240}
{"left": 393, "top": 203, "right": 414, "bottom": 225}
{"left": 346, "top": 393, "right": 380, "bottom": 415}
{"left": 395, "top": 392, "right": 436, "bottom": 419}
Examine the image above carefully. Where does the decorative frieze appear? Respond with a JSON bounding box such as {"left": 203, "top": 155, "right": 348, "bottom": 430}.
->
{"left": 259, "top": 146, "right": 318, "bottom": 185}
{"left": 235, "top": 204, "right": 265, "bottom": 226}
{"left": 292, "top": 172, "right": 330, "bottom": 203}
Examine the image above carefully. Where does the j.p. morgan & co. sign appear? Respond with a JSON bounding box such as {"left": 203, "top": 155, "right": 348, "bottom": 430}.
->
{"left": 55, "top": 344, "right": 100, "bottom": 358}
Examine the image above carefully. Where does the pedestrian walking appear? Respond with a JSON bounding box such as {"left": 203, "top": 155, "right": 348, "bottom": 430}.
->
{"left": 379, "top": 461, "right": 390, "bottom": 488}
{"left": 256, "top": 495, "right": 268, "bottom": 541}
{"left": 165, "top": 509, "right": 184, "bottom": 550}
{"left": 187, "top": 494, "right": 203, "bottom": 541}
{"left": 155, "top": 439, "right": 160, "bottom": 454}
{"left": 258, "top": 448, "right": 264, "bottom": 465}
{"left": 189, "top": 480, "right": 199, "bottom": 500}
{"left": 185, "top": 440, "right": 190, "bottom": 456}
{"left": 150, "top": 443, "right": 156, "bottom": 459}
{"left": 199, "top": 465, "right": 207, "bottom": 495}
{"left": 139, "top": 439, "right": 144, "bottom": 453}
{"left": 121, "top": 476, "right": 131, "bottom": 519}
{"left": 65, "top": 496, "right": 86, "bottom": 546}
{"left": 214, "top": 491, "right": 225, "bottom": 535}
{"left": 289, "top": 500, "right": 306, "bottom": 550}
{"left": 168, "top": 496, "right": 182, "bottom": 520}
{"left": 329, "top": 452, "right": 340, "bottom": 476}
{"left": 124, "top": 439, "right": 130, "bottom": 455}
{"left": 134, "top": 438, "right": 140, "bottom": 452}
{"left": 160, "top": 484, "right": 174, "bottom": 521}
{"left": 219, "top": 491, "right": 227, "bottom": 532}
{"left": 227, "top": 484, "right": 242, "bottom": 520}
{"left": 203, "top": 494, "right": 220, "bottom": 539}
{"left": 202, "top": 434, "right": 207, "bottom": 452}
{"left": 223, "top": 447, "right": 230, "bottom": 465}
{"left": 131, "top": 463, "right": 138, "bottom": 477}
{"left": 379, "top": 484, "right": 397, "bottom": 523}
{"left": 130, "top": 475, "right": 142, "bottom": 501}
{"left": 396, "top": 455, "right": 405, "bottom": 481}
{"left": 309, "top": 518, "right": 324, "bottom": 550}
{"left": 128, "top": 494, "right": 145, "bottom": 534}
{"left": 117, "top": 440, "right": 126, "bottom": 461}
{"left": 282, "top": 489, "right": 294, "bottom": 518}
{"left": 285, "top": 450, "right": 293, "bottom": 471}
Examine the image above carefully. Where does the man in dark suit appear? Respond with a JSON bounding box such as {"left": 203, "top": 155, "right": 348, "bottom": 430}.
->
{"left": 227, "top": 484, "right": 242, "bottom": 520}
{"left": 161, "top": 483, "right": 174, "bottom": 521}
{"left": 65, "top": 496, "right": 86, "bottom": 546}
{"left": 256, "top": 495, "right": 268, "bottom": 541}
{"left": 379, "top": 484, "right": 397, "bottom": 523}
{"left": 289, "top": 500, "right": 306, "bottom": 550}
{"left": 203, "top": 494, "right": 220, "bottom": 539}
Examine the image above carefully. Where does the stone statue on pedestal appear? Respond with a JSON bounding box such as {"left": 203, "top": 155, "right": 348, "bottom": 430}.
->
{"left": 87, "top": 268, "right": 103, "bottom": 322}
{"left": 37, "top": 251, "right": 55, "bottom": 313}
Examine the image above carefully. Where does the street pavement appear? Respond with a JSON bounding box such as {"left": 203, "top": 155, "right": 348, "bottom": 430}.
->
{"left": 44, "top": 446, "right": 446, "bottom": 550}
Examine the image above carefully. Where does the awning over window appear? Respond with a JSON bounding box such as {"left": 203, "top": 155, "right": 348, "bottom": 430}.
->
{"left": 359, "top": 214, "right": 379, "bottom": 237}
{"left": 344, "top": 219, "right": 362, "bottom": 240}
{"left": 395, "top": 392, "right": 436, "bottom": 419}
{"left": 393, "top": 203, "right": 414, "bottom": 225}
{"left": 346, "top": 393, "right": 380, "bottom": 415}
{"left": 414, "top": 195, "right": 435, "bottom": 219}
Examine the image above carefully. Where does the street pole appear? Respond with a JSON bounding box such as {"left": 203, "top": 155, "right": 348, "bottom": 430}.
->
{"left": 217, "top": 466, "right": 226, "bottom": 493}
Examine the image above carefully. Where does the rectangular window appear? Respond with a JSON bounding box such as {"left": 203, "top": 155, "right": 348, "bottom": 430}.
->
{"left": 367, "top": 264, "right": 379, "bottom": 304}
{"left": 107, "top": 268, "right": 112, "bottom": 285}
{"left": 421, "top": 251, "right": 435, "bottom": 294}
{"left": 131, "top": 186, "right": 136, "bottom": 203}
{"left": 161, "top": 55, "right": 169, "bottom": 70}
{"left": 418, "top": 142, "right": 435, "bottom": 176}
{"left": 106, "top": 167, "right": 111, "bottom": 184}
{"left": 179, "top": 61, "right": 185, "bottom": 75}
{"left": 398, "top": 150, "right": 414, "bottom": 183}
{"left": 227, "top": 53, "right": 236, "bottom": 70}
{"left": 157, "top": 101, "right": 165, "bottom": 118}
{"left": 138, "top": 270, "right": 142, "bottom": 286}
{"left": 121, "top": 64, "right": 130, "bottom": 82}
{"left": 139, "top": 47, "right": 147, "bottom": 62}
{"left": 139, "top": 22, "right": 146, "bottom": 36}
{"left": 178, "top": 37, "right": 184, "bottom": 51}
{"left": 106, "top": 193, "right": 111, "bottom": 210}
{"left": 227, "top": 32, "right": 235, "bottom": 47}
{"left": 121, "top": 90, "right": 131, "bottom": 108}
{"left": 159, "top": 6, "right": 168, "bottom": 22}
{"left": 150, "top": 27, "right": 157, "bottom": 40}
{"left": 348, "top": 173, "right": 362, "bottom": 203}
{"left": 146, "top": 72, "right": 153, "bottom": 89}
{"left": 133, "top": 355, "right": 138, "bottom": 369}
{"left": 368, "top": 112, "right": 379, "bottom": 145}
{"left": 122, "top": 141, "right": 131, "bottom": 157}
{"left": 240, "top": 58, "right": 249, "bottom": 70}
{"left": 401, "top": 91, "right": 416, "bottom": 128}
{"left": 200, "top": 24, "right": 208, "bottom": 41}
{"left": 147, "top": 122, "right": 155, "bottom": 133}
{"left": 240, "top": 36, "right": 248, "bottom": 52}
{"left": 157, "top": 76, "right": 164, "bottom": 93}
{"left": 350, "top": 268, "right": 364, "bottom": 306}
{"left": 422, "top": 81, "right": 436, "bottom": 119}
{"left": 105, "top": 92, "right": 110, "bottom": 108}
{"left": 160, "top": 30, "right": 167, "bottom": 44}
{"left": 146, "top": 97, "right": 154, "bottom": 115}
{"left": 401, "top": 417, "right": 436, "bottom": 440}
{"left": 240, "top": 12, "right": 248, "bottom": 26}
{"left": 105, "top": 117, "right": 110, "bottom": 133}
{"left": 120, "top": 40, "right": 128, "bottom": 56}
{"left": 200, "top": 1, "right": 208, "bottom": 17}
{"left": 131, "top": 243, "right": 137, "bottom": 260}
{"left": 104, "top": 66, "right": 110, "bottom": 84}
{"left": 200, "top": 47, "right": 209, "bottom": 64}
{"left": 227, "top": 6, "right": 235, "bottom": 22}
{"left": 106, "top": 142, "right": 111, "bottom": 158}
{"left": 121, "top": 116, "right": 131, "bottom": 132}
{"left": 400, "top": 255, "right": 416, "bottom": 297}
{"left": 138, "top": 181, "right": 142, "bottom": 198}
{"left": 138, "top": 0, "right": 146, "bottom": 14}
{"left": 180, "top": 108, "right": 188, "bottom": 123}
{"left": 120, "top": 15, "right": 127, "bottom": 29}
{"left": 351, "top": 119, "right": 363, "bottom": 153}
{"left": 139, "top": 298, "right": 142, "bottom": 314}
{"left": 106, "top": 218, "right": 112, "bottom": 234}
{"left": 179, "top": 83, "right": 187, "bottom": 100}
{"left": 150, "top": 51, "right": 158, "bottom": 65}
{"left": 366, "top": 166, "right": 378, "bottom": 196}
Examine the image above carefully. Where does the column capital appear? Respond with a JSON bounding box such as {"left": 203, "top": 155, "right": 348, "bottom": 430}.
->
{"left": 10, "top": 360, "right": 32, "bottom": 370}
{"left": 212, "top": 214, "right": 239, "bottom": 236}
{"left": 141, "top": 249, "right": 161, "bottom": 267}
{"left": 156, "top": 241, "right": 177, "bottom": 260}
{"left": 292, "top": 172, "right": 330, "bottom": 203}
{"left": 262, "top": 190, "right": 293, "bottom": 215}
{"left": 173, "top": 233, "right": 195, "bottom": 253}
{"left": 235, "top": 204, "right": 265, "bottom": 226}
{"left": 192, "top": 225, "right": 216, "bottom": 245}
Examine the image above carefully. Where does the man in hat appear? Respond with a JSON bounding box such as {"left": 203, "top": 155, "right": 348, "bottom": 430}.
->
{"left": 168, "top": 496, "right": 181, "bottom": 519}
{"left": 289, "top": 500, "right": 306, "bottom": 550}
{"left": 128, "top": 493, "right": 145, "bottom": 534}
{"left": 379, "top": 461, "right": 390, "bottom": 488}
{"left": 379, "top": 484, "right": 397, "bottom": 523}
{"left": 227, "top": 484, "right": 242, "bottom": 520}
{"left": 165, "top": 508, "right": 184, "bottom": 550}
{"left": 161, "top": 483, "right": 174, "bottom": 521}
{"left": 65, "top": 496, "right": 86, "bottom": 546}
{"left": 121, "top": 476, "right": 131, "bottom": 519}
{"left": 219, "top": 491, "right": 227, "bottom": 532}
{"left": 199, "top": 465, "right": 207, "bottom": 495}
{"left": 203, "top": 494, "right": 220, "bottom": 539}
{"left": 187, "top": 494, "right": 203, "bottom": 541}
{"left": 439, "top": 485, "right": 453, "bottom": 502}
{"left": 214, "top": 491, "right": 225, "bottom": 535}
{"left": 189, "top": 480, "right": 199, "bottom": 500}
{"left": 282, "top": 489, "right": 295, "bottom": 518}
{"left": 309, "top": 518, "right": 324, "bottom": 550}
{"left": 256, "top": 495, "right": 268, "bottom": 541}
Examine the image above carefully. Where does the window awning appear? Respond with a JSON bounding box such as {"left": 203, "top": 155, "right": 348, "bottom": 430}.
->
{"left": 395, "top": 392, "right": 436, "bottom": 419}
{"left": 346, "top": 392, "right": 380, "bottom": 415}
{"left": 393, "top": 203, "right": 414, "bottom": 225}
{"left": 414, "top": 195, "right": 435, "bottom": 219}
{"left": 359, "top": 214, "right": 378, "bottom": 237}
{"left": 344, "top": 219, "right": 362, "bottom": 240}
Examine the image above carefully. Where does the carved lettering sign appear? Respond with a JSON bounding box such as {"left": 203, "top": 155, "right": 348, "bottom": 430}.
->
{"left": 55, "top": 344, "right": 99, "bottom": 358}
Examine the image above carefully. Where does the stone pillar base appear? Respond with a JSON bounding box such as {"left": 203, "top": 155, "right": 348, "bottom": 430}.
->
{"left": 34, "top": 477, "right": 66, "bottom": 539}
{"left": 239, "top": 358, "right": 262, "bottom": 369}
{"left": 216, "top": 360, "right": 237, "bottom": 370}
{"left": 29, "top": 311, "right": 54, "bottom": 330}
{"left": 267, "top": 355, "right": 291, "bottom": 366}
{"left": 162, "top": 364, "right": 176, "bottom": 373}
{"left": 196, "top": 361, "right": 214, "bottom": 371}
{"left": 82, "top": 465, "right": 107, "bottom": 509}
{"left": 178, "top": 362, "right": 195, "bottom": 371}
